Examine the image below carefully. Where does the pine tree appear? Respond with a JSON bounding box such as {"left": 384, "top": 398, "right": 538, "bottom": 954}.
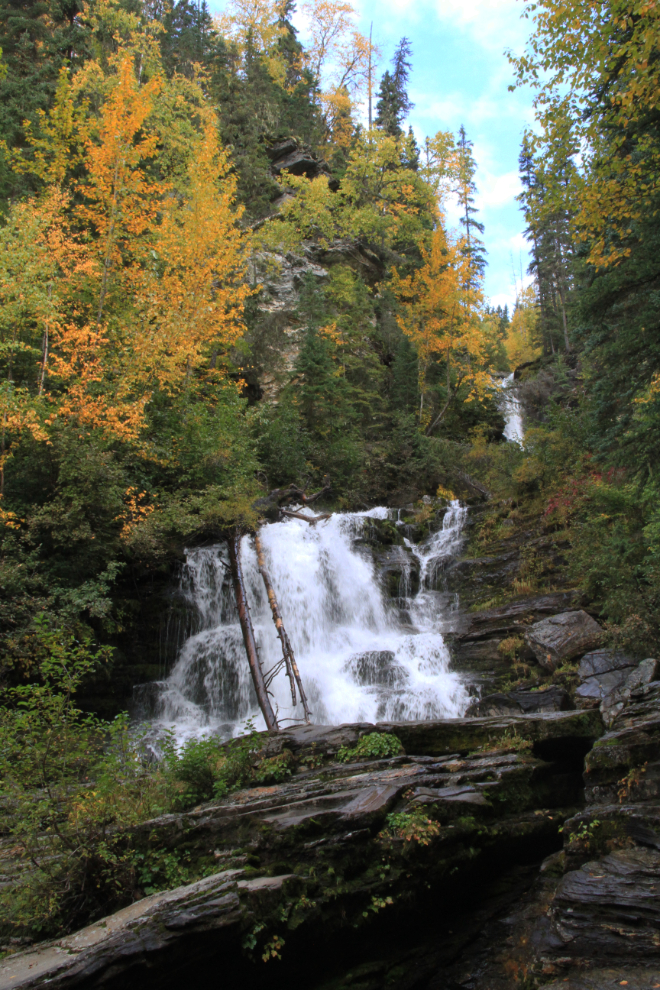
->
{"left": 375, "top": 37, "right": 413, "bottom": 138}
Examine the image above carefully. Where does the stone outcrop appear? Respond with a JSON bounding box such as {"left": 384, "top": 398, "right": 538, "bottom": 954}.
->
{"left": 266, "top": 139, "right": 331, "bottom": 180}
{"left": 447, "top": 592, "right": 581, "bottom": 685}
{"left": 527, "top": 677, "right": 660, "bottom": 977}
{"left": 0, "top": 710, "right": 603, "bottom": 990}
{"left": 524, "top": 611, "right": 604, "bottom": 671}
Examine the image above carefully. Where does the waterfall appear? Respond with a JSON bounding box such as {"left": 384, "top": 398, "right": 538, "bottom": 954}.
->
{"left": 501, "top": 371, "right": 524, "bottom": 443}
{"left": 138, "top": 502, "right": 470, "bottom": 742}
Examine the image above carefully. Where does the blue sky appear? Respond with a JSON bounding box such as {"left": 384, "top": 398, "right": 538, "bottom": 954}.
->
{"left": 212, "top": 0, "right": 536, "bottom": 311}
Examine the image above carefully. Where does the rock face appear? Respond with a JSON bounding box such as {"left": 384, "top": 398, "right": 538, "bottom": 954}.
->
{"left": 524, "top": 675, "right": 660, "bottom": 977}
{"left": 0, "top": 710, "right": 602, "bottom": 990}
{"left": 448, "top": 591, "right": 581, "bottom": 684}
{"left": 524, "top": 610, "right": 604, "bottom": 671}
{"left": 575, "top": 649, "right": 637, "bottom": 709}
{"left": 267, "top": 139, "right": 330, "bottom": 180}
{"left": 466, "top": 685, "right": 574, "bottom": 717}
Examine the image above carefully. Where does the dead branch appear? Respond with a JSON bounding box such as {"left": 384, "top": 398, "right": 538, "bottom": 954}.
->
{"left": 253, "top": 477, "right": 331, "bottom": 522}
{"left": 226, "top": 529, "right": 279, "bottom": 732}
{"left": 254, "top": 530, "right": 312, "bottom": 723}
{"left": 280, "top": 509, "right": 331, "bottom": 525}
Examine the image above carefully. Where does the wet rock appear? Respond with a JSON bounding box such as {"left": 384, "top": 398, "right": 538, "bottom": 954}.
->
{"left": 525, "top": 611, "right": 604, "bottom": 671}
{"left": 466, "top": 685, "right": 574, "bottom": 717}
{"left": 375, "top": 544, "right": 420, "bottom": 598}
{"left": 344, "top": 651, "right": 409, "bottom": 688}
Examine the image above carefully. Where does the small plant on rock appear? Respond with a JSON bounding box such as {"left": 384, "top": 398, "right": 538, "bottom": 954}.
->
{"left": 498, "top": 635, "right": 524, "bottom": 661}
{"left": 380, "top": 807, "right": 440, "bottom": 846}
{"left": 337, "top": 732, "right": 404, "bottom": 763}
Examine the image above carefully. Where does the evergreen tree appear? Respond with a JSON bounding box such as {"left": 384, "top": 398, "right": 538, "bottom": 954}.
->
{"left": 0, "top": 0, "right": 91, "bottom": 204}
{"left": 375, "top": 37, "right": 413, "bottom": 137}
{"left": 160, "top": 0, "right": 218, "bottom": 78}
{"left": 402, "top": 126, "right": 420, "bottom": 171}
{"left": 517, "top": 133, "right": 573, "bottom": 355}
{"left": 456, "top": 125, "right": 486, "bottom": 283}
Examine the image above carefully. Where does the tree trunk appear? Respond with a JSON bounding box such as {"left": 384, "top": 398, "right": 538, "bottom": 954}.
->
{"left": 227, "top": 529, "right": 278, "bottom": 732}
{"left": 254, "top": 530, "right": 311, "bottom": 723}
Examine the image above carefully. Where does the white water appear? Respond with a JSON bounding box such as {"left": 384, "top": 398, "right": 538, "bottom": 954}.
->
{"left": 501, "top": 372, "right": 524, "bottom": 444}
{"left": 141, "top": 502, "right": 471, "bottom": 741}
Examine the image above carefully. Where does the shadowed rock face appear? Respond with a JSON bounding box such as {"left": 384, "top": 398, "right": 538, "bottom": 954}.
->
{"left": 0, "top": 710, "right": 601, "bottom": 990}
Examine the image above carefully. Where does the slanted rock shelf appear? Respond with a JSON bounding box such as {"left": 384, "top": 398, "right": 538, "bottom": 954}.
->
{"left": 3, "top": 668, "right": 660, "bottom": 990}
{"left": 0, "top": 710, "right": 601, "bottom": 990}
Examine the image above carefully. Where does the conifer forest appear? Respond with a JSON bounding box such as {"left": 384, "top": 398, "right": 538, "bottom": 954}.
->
{"left": 0, "top": 1, "right": 659, "bottom": 987}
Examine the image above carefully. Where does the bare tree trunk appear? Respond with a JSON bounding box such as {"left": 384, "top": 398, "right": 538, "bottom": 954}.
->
{"left": 368, "top": 22, "right": 373, "bottom": 131}
{"left": 254, "top": 530, "right": 311, "bottom": 723}
{"left": 557, "top": 279, "right": 571, "bottom": 353}
{"left": 227, "top": 530, "right": 278, "bottom": 732}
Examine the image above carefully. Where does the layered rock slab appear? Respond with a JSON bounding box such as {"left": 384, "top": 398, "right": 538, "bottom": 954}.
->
{"left": 0, "top": 710, "right": 602, "bottom": 990}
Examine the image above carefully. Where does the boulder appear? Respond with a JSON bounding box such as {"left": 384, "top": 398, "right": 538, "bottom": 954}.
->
{"left": 600, "top": 658, "right": 660, "bottom": 726}
{"left": 578, "top": 649, "right": 635, "bottom": 679}
{"left": 524, "top": 610, "right": 603, "bottom": 671}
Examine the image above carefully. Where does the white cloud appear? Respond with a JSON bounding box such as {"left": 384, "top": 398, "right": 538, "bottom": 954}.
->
{"left": 476, "top": 168, "right": 521, "bottom": 210}
{"left": 433, "top": 0, "right": 529, "bottom": 53}
{"left": 488, "top": 290, "right": 516, "bottom": 311}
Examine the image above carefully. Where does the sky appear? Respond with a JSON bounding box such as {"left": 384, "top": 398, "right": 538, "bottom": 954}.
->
{"left": 211, "top": 0, "right": 537, "bottom": 312}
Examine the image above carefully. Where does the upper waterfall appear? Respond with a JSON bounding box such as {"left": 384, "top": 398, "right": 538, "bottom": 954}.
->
{"left": 141, "top": 502, "right": 470, "bottom": 742}
{"left": 501, "top": 371, "right": 524, "bottom": 443}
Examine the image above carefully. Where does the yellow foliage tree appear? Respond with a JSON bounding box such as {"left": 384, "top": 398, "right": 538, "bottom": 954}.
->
{"left": 300, "top": 0, "right": 377, "bottom": 147}
{"left": 504, "top": 285, "right": 542, "bottom": 370}
{"left": 392, "top": 222, "right": 494, "bottom": 433}
{"left": 9, "top": 51, "right": 251, "bottom": 452}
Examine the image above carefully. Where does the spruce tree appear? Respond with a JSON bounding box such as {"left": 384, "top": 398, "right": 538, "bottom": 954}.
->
{"left": 456, "top": 125, "right": 486, "bottom": 282}
{"left": 0, "top": 0, "right": 90, "bottom": 204}
{"left": 375, "top": 37, "right": 414, "bottom": 138}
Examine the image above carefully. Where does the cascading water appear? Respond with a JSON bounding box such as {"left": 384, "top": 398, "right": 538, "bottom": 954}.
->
{"left": 501, "top": 371, "right": 524, "bottom": 443}
{"left": 139, "top": 502, "right": 471, "bottom": 741}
